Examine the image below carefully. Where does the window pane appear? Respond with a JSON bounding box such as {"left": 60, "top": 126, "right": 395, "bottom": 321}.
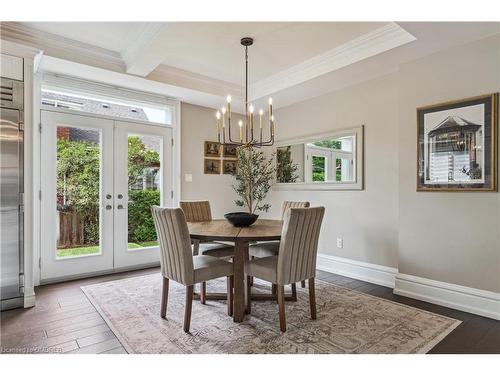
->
{"left": 41, "top": 88, "right": 172, "bottom": 125}
{"left": 312, "top": 156, "right": 326, "bottom": 182}
{"left": 127, "top": 134, "right": 161, "bottom": 250}
{"left": 56, "top": 126, "right": 101, "bottom": 258}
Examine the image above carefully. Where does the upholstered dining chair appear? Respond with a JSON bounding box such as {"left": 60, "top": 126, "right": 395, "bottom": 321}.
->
{"left": 245, "top": 206, "right": 325, "bottom": 332}
{"left": 249, "top": 200, "right": 310, "bottom": 289}
{"left": 179, "top": 200, "right": 235, "bottom": 303}
{"left": 151, "top": 206, "right": 234, "bottom": 333}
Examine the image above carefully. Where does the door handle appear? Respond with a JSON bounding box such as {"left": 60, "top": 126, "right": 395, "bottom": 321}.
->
{"left": 117, "top": 204, "right": 125, "bottom": 210}
{"left": 105, "top": 205, "right": 112, "bottom": 210}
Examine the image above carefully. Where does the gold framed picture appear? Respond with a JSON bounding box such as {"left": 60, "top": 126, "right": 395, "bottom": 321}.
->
{"left": 223, "top": 144, "right": 238, "bottom": 159}
{"left": 204, "top": 158, "right": 221, "bottom": 174}
{"left": 222, "top": 159, "right": 238, "bottom": 175}
{"left": 417, "top": 93, "right": 498, "bottom": 191}
{"left": 204, "top": 141, "right": 221, "bottom": 157}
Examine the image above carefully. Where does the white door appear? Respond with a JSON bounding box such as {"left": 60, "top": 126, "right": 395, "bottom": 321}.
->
{"left": 113, "top": 121, "right": 172, "bottom": 269}
{"left": 40, "top": 112, "right": 173, "bottom": 281}
{"left": 40, "top": 111, "right": 114, "bottom": 281}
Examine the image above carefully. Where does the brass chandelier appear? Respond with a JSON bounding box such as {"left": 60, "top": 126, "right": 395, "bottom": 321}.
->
{"left": 215, "top": 37, "right": 275, "bottom": 147}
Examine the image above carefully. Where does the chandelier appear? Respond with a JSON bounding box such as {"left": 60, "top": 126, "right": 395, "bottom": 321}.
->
{"left": 215, "top": 37, "right": 275, "bottom": 147}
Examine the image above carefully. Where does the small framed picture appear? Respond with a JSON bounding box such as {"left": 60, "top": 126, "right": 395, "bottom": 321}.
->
{"left": 223, "top": 144, "right": 238, "bottom": 158}
{"left": 417, "top": 93, "right": 498, "bottom": 191}
{"left": 204, "top": 141, "right": 221, "bottom": 157}
{"left": 222, "top": 159, "right": 238, "bottom": 175}
{"left": 204, "top": 158, "right": 221, "bottom": 174}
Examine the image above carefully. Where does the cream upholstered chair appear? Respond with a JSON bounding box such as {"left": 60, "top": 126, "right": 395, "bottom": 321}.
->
{"left": 179, "top": 200, "right": 235, "bottom": 304}
{"left": 151, "top": 206, "right": 234, "bottom": 333}
{"left": 245, "top": 206, "right": 325, "bottom": 332}
{"left": 249, "top": 201, "right": 310, "bottom": 289}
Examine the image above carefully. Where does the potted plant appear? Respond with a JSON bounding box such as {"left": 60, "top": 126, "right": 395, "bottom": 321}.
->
{"left": 225, "top": 146, "right": 276, "bottom": 227}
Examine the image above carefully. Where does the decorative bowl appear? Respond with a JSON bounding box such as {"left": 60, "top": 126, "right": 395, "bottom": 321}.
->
{"left": 224, "top": 212, "right": 259, "bottom": 227}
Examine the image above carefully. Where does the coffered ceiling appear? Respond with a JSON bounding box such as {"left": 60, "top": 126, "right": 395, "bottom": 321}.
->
{"left": 1, "top": 21, "right": 499, "bottom": 110}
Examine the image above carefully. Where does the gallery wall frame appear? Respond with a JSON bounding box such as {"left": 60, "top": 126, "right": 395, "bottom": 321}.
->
{"left": 416, "top": 93, "right": 498, "bottom": 192}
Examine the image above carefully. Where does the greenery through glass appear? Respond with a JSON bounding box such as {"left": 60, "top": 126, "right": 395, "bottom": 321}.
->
{"left": 312, "top": 156, "right": 326, "bottom": 182}
{"left": 56, "top": 130, "right": 161, "bottom": 257}
{"left": 276, "top": 146, "right": 299, "bottom": 183}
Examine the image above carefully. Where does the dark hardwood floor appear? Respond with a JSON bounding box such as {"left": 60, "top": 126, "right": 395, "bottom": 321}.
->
{"left": 1, "top": 267, "right": 499, "bottom": 354}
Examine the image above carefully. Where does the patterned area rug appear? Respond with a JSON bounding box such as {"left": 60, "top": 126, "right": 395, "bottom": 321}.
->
{"left": 81, "top": 273, "right": 460, "bottom": 354}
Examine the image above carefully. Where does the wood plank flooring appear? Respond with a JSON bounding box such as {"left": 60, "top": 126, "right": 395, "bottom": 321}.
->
{"left": 1, "top": 267, "right": 498, "bottom": 354}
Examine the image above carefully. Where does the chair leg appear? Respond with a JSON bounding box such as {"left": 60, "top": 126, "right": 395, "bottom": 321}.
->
{"left": 200, "top": 282, "right": 206, "bottom": 304}
{"left": 277, "top": 285, "right": 286, "bottom": 333}
{"left": 308, "top": 277, "right": 317, "bottom": 320}
{"left": 301, "top": 280, "right": 306, "bottom": 288}
{"left": 250, "top": 257, "right": 255, "bottom": 286}
{"left": 184, "top": 285, "right": 194, "bottom": 333}
{"left": 160, "top": 277, "right": 169, "bottom": 319}
{"left": 227, "top": 276, "right": 234, "bottom": 316}
{"left": 272, "top": 284, "right": 277, "bottom": 302}
{"left": 291, "top": 283, "right": 297, "bottom": 302}
{"left": 246, "top": 275, "right": 252, "bottom": 314}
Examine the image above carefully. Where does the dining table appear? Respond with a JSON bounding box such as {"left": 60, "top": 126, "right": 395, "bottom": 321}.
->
{"left": 187, "top": 218, "right": 282, "bottom": 322}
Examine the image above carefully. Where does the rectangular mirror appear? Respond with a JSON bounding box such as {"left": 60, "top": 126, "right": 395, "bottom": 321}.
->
{"left": 274, "top": 126, "right": 363, "bottom": 190}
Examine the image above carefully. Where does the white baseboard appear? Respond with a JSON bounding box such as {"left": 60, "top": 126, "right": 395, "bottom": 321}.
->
{"left": 24, "top": 293, "right": 36, "bottom": 308}
{"left": 316, "top": 254, "right": 397, "bottom": 288}
{"left": 394, "top": 273, "right": 500, "bottom": 321}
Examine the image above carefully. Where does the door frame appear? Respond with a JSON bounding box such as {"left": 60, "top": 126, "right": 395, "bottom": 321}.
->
{"left": 36, "top": 105, "right": 179, "bottom": 285}
{"left": 40, "top": 110, "right": 115, "bottom": 282}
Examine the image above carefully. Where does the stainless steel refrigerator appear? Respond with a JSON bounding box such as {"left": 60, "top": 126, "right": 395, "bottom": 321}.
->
{"left": 1, "top": 76, "right": 24, "bottom": 311}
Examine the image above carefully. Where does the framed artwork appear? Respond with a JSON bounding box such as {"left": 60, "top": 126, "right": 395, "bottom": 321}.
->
{"left": 222, "top": 159, "right": 238, "bottom": 175}
{"left": 204, "top": 158, "right": 221, "bottom": 174}
{"left": 204, "top": 141, "right": 221, "bottom": 157}
{"left": 417, "top": 93, "right": 498, "bottom": 191}
{"left": 223, "top": 144, "right": 238, "bottom": 158}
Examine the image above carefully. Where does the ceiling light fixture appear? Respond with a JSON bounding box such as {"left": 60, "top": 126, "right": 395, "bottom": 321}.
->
{"left": 215, "top": 37, "right": 275, "bottom": 147}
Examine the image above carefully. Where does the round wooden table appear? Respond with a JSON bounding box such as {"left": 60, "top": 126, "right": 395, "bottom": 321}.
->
{"left": 187, "top": 219, "right": 282, "bottom": 322}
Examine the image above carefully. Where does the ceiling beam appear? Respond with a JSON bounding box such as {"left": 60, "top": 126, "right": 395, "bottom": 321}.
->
{"left": 121, "top": 23, "right": 173, "bottom": 77}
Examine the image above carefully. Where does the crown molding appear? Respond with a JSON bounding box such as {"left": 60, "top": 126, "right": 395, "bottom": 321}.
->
{"left": 249, "top": 22, "right": 416, "bottom": 100}
{"left": 148, "top": 64, "right": 245, "bottom": 100}
{"left": 0, "top": 22, "right": 125, "bottom": 72}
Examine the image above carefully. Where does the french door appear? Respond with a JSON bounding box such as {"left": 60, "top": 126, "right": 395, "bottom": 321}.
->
{"left": 40, "top": 110, "right": 172, "bottom": 282}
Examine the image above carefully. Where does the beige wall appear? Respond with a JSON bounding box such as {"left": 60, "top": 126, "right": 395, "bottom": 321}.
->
{"left": 180, "top": 34, "right": 500, "bottom": 293}
{"left": 180, "top": 102, "right": 243, "bottom": 218}
{"left": 270, "top": 74, "right": 400, "bottom": 268}
{"left": 398, "top": 34, "right": 500, "bottom": 293}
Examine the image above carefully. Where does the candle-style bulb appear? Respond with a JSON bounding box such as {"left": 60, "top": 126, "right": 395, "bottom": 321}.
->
{"left": 271, "top": 115, "right": 274, "bottom": 122}
{"left": 226, "top": 95, "right": 232, "bottom": 103}
{"left": 221, "top": 107, "right": 226, "bottom": 114}
{"left": 268, "top": 97, "right": 273, "bottom": 105}
{"left": 259, "top": 109, "right": 263, "bottom": 116}
{"left": 249, "top": 104, "right": 254, "bottom": 114}
{"left": 238, "top": 120, "right": 243, "bottom": 127}
{"left": 216, "top": 111, "right": 221, "bottom": 120}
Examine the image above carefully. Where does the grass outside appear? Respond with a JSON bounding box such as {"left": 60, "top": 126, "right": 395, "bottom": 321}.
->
{"left": 56, "top": 241, "right": 158, "bottom": 257}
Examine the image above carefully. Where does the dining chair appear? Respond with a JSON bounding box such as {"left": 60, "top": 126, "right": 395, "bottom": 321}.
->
{"left": 249, "top": 200, "right": 310, "bottom": 290}
{"left": 151, "top": 206, "right": 234, "bottom": 333}
{"left": 180, "top": 200, "right": 235, "bottom": 303}
{"left": 245, "top": 206, "right": 325, "bottom": 333}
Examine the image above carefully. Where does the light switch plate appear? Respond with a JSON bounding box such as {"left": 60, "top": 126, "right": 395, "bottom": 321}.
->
{"left": 185, "top": 174, "right": 193, "bottom": 182}
{"left": 336, "top": 237, "right": 344, "bottom": 249}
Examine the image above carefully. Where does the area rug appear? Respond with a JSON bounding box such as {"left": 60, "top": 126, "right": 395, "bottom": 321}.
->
{"left": 81, "top": 273, "right": 460, "bottom": 354}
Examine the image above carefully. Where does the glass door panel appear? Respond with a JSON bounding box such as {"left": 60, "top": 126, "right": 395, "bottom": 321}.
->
{"left": 113, "top": 121, "right": 172, "bottom": 269}
{"left": 127, "top": 133, "right": 161, "bottom": 250}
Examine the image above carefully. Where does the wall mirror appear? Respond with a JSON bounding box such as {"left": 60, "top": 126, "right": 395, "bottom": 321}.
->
{"left": 274, "top": 126, "right": 364, "bottom": 190}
